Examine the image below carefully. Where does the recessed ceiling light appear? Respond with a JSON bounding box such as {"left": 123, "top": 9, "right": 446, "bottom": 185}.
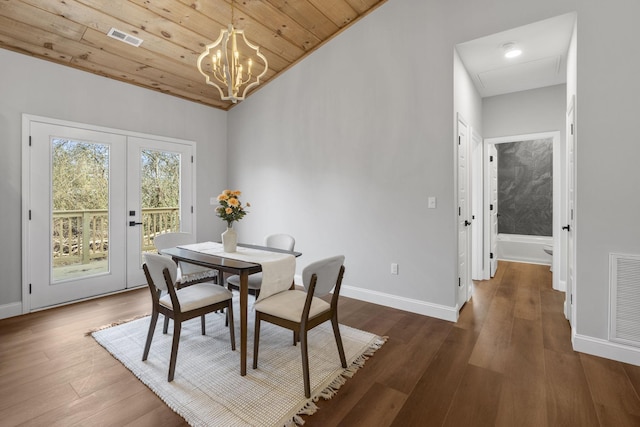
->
{"left": 502, "top": 42, "right": 522, "bottom": 58}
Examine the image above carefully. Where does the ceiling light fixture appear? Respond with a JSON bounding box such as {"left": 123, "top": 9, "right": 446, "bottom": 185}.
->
{"left": 197, "top": 0, "right": 268, "bottom": 104}
{"left": 502, "top": 42, "right": 522, "bottom": 59}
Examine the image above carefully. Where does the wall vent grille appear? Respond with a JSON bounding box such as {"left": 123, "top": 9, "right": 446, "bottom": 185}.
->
{"left": 610, "top": 253, "right": 640, "bottom": 346}
{"left": 107, "top": 28, "right": 143, "bottom": 47}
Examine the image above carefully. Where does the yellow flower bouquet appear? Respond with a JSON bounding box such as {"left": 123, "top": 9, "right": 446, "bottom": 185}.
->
{"left": 216, "top": 189, "right": 249, "bottom": 227}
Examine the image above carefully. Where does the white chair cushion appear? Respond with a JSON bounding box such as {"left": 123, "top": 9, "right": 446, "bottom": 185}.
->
{"left": 226, "top": 272, "right": 263, "bottom": 290}
{"left": 254, "top": 289, "right": 330, "bottom": 322}
{"left": 159, "top": 283, "right": 232, "bottom": 312}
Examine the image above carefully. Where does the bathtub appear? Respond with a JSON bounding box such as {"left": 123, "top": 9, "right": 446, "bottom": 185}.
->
{"left": 496, "top": 234, "right": 553, "bottom": 265}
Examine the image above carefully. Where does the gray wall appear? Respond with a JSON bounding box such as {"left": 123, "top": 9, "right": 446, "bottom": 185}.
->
{"left": 228, "top": 0, "right": 640, "bottom": 358}
{"left": 483, "top": 85, "right": 567, "bottom": 141}
{"left": 497, "top": 138, "right": 553, "bottom": 236}
{"left": 0, "top": 49, "right": 228, "bottom": 310}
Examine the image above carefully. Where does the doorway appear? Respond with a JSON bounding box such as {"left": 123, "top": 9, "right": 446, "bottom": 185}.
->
{"left": 484, "top": 131, "right": 562, "bottom": 291}
{"left": 23, "top": 116, "right": 195, "bottom": 310}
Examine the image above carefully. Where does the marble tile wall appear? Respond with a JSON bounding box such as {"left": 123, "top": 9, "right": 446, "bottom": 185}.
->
{"left": 497, "top": 138, "right": 553, "bottom": 236}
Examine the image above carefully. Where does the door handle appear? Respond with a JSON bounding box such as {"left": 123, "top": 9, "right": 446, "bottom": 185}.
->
{"left": 562, "top": 224, "right": 571, "bottom": 232}
{"left": 464, "top": 220, "right": 472, "bottom": 227}
{"left": 129, "top": 221, "right": 143, "bottom": 226}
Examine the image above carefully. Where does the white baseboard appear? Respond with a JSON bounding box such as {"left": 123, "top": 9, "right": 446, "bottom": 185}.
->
{"left": 558, "top": 279, "right": 567, "bottom": 293}
{"left": 340, "top": 285, "right": 458, "bottom": 322}
{"left": 0, "top": 301, "right": 23, "bottom": 320}
{"left": 573, "top": 333, "right": 640, "bottom": 366}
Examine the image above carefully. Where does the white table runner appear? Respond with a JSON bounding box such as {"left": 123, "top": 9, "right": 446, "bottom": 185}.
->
{"left": 177, "top": 241, "right": 295, "bottom": 301}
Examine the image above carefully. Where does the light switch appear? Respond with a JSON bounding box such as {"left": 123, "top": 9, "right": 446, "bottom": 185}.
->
{"left": 210, "top": 197, "right": 216, "bottom": 205}
{"left": 428, "top": 196, "right": 437, "bottom": 209}
{"left": 391, "top": 263, "right": 398, "bottom": 275}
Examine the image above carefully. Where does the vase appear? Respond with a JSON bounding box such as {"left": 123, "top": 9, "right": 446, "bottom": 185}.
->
{"left": 222, "top": 226, "right": 237, "bottom": 252}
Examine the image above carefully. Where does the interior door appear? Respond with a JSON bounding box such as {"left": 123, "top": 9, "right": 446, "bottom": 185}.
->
{"left": 489, "top": 144, "right": 499, "bottom": 277}
{"left": 457, "top": 116, "right": 471, "bottom": 309}
{"left": 565, "top": 98, "right": 576, "bottom": 324}
{"left": 28, "top": 121, "right": 127, "bottom": 309}
{"left": 126, "top": 137, "right": 194, "bottom": 286}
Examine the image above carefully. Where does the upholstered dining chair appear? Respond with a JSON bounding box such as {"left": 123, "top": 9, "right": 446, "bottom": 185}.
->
{"left": 226, "top": 233, "right": 296, "bottom": 299}
{"left": 153, "top": 232, "right": 219, "bottom": 287}
{"left": 142, "top": 253, "right": 235, "bottom": 382}
{"left": 252, "top": 255, "right": 347, "bottom": 398}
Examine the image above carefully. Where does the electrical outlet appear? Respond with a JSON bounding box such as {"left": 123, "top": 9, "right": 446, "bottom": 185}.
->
{"left": 210, "top": 197, "right": 216, "bottom": 205}
{"left": 391, "top": 263, "right": 398, "bottom": 275}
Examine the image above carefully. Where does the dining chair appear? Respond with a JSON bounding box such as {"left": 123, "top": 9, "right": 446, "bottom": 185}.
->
{"left": 226, "top": 233, "right": 296, "bottom": 298}
{"left": 142, "top": 253, "right": 235, "bottom": 382}
{"left": 252, "top": 255, "right": 346, "bottom": 398}
{"left": 153, "top": 232, "right": 218, "bottom": 287}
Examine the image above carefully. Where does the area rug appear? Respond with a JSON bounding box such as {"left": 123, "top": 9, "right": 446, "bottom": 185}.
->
{"left": 91, "top": 297, "right": 385, "bottom": 427}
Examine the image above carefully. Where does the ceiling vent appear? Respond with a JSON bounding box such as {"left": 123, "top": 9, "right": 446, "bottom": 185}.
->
{"left": 107, "top": 28, "right": 143, "bottom": 47}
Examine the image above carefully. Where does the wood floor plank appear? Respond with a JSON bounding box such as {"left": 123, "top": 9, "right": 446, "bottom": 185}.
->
{"left": 541, "top": 311, "right": 573, "bottom": 354}
{"left": 495, "top": 317, "right": 547, "bottom": 427}
{"left": 544, "top": 349, "right": 600, "bottom": 427}
{"left": 540, "top": 287, "right": 566, "bottom": 315}
{"left": 456, "top": 279, "right": 498, "bottom": 333}
{"left": 19, "top": 374, "right": 148, "bottom": 427}
{"left": 304, "top": 314, "right": 451, "bottom": 425}
{"left": 623, "top": 363, "right": 640, "bottom": 400}
{"left": 467, "top": 314, "right": 513, "bottom": 374}
{"left": 375, "top": 317, "right": 452, "bottom": 394}
{"left": 336, "top": 381, "right": 407, "bottom": 427}
{"left": 75, "top": 388, "right": 169, "bottom": 426}
{"left": 580, "top": 353, "right": 640, "bottom": 422}
{"left": 513, "top": 285, "right": 541, "bottom": 321}
{"left": 0, "top": 383, "right": 79, "bottom": 425}
{"left": 389, "top": 326, "right": 478, "bottom": 427}
{"left": 442, "top": 364, "right": 503, "bottom": 426}
{"left": 124, "top": 405, "right": 190, "bottom": 427}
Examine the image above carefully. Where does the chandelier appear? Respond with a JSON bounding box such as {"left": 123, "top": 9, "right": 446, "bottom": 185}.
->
{"left": 197, "top": 1, "right": 268, "bottom": 103}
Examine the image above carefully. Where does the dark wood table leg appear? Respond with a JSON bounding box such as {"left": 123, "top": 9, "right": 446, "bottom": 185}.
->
{"left": 240, "top": 271, "right": 248, "bottom": 376}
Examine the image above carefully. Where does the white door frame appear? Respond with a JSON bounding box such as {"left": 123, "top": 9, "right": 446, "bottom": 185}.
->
{"left": 487, "top": 143, "right": 499, "bottom": 278}
{"left": 471, "top": 127, "right": 484, "bottom": 280}
{"left": 456, "top": 114, "right": 472, "bottom": 310}
{"left": 483, "top": 131, "right": 562, "bottom": 291}
{"left": 22, "top": 114, "right": 197, "bottom": 313}
{"left": 565, "top": 96, "right": 576, "bottom": 325}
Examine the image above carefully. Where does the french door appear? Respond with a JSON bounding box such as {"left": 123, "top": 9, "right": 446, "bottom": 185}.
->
{"left": 25, "top": 117, "right": 194, "bottom": 310}
{"left": 126, "top": 136, "right": 194, "bottom": 285}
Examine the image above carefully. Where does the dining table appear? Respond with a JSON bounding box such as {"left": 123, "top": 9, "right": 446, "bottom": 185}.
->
{"left": 161, "top": 243, "right": 301, "bottom": 376}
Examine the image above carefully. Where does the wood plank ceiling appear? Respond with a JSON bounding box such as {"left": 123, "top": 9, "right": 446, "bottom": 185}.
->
{"left": 0, "top": 0, "right": 386, "bottom": 110}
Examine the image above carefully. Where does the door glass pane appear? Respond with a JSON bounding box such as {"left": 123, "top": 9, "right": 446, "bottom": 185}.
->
{"left": 141, "top": 150, "right": 181, "bottom": 255}
{"left": 52, "top": 139, "right": 110, "bottom": 281}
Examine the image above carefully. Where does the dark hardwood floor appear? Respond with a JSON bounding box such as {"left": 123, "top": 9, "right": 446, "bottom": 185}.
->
{"left": 2, "top": 261, "right": 640, "bottom": 426}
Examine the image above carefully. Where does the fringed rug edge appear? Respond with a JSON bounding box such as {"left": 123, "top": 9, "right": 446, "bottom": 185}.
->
{"left": 285, "top": 335, "right": 389, "bottom": 427}
{"left": 85, "top": 313, "right": 150, "bottom": 336}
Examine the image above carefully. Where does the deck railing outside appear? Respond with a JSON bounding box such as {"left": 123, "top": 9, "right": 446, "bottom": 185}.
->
{"left": 52, "top": 207, "right": 180, "bottom": 266}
